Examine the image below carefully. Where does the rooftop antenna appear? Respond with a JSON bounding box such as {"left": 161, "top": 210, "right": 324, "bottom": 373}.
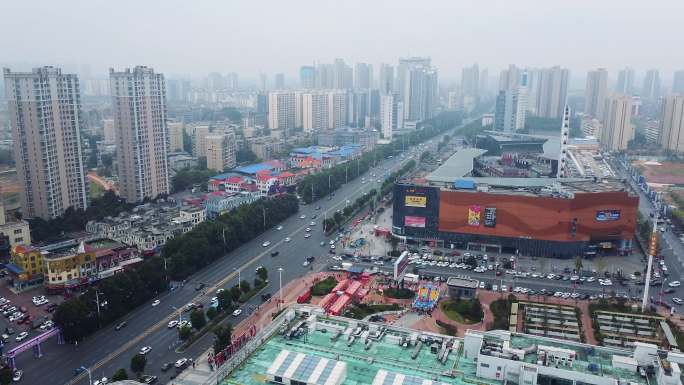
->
{"left": 642, "top": 219, "right": 659, "bottom": 312}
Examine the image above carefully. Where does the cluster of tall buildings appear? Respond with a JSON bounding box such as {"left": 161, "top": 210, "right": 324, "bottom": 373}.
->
{"left": 264, "top": 57, "right": 438, "bottom": 141}
{"left": 3, "top": 66, "right": 171, "bottom": 219}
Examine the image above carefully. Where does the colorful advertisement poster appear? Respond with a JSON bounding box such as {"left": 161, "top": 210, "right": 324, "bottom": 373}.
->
{"left": 596, "top": 210, "right": 620, "bottom": 221}
{"left": 467, "top": 205, "right": 481, "bottom": 226}
{"left": 404, "top": 216, "right": 426, "bottom": 228}
{"left": 484, "top": 207, "right": 497, "bottom": 228}
{"left": 405, "top": 195, "right": 427, "bottom": 208}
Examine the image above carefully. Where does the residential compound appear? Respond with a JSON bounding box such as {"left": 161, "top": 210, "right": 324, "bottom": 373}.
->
{"left": 110, "top": 66, "right": 170, "bottom": 203}
{"left": 210, "top": 305, "right": 683, "bottom": 385}
{"left": 86, "top": 201, "right": 206, "bottom": 251}
{"left": 3, "top": 67, "right": 88, "bottom": 219}
{"left": 0, "top": 198, "right": 30, "bottom": 247}
{"left": 7, "top": 238, "right": 140, "bottom": 293}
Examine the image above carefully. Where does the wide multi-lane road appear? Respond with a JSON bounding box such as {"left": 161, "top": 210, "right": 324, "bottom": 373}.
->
{"left": 20, "top": 121, "right": 463, "bottom": 385}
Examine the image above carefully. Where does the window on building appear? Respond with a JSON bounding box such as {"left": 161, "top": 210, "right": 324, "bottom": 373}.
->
{"left": 480, "top": 363, "right": 490, "bottom": 368}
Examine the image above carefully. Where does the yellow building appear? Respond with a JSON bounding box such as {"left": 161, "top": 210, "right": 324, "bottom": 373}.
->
{"left": 8, "top": 245, "right": 45, "bottom": 290}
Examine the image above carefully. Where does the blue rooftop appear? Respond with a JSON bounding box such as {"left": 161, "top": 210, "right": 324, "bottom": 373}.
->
{"left": 4, "top": 263, "right": 24, "bottom": 275}
{"left": 235, "top": 163, "right": 276, "bottom": 175}
{"left": 209, "top": 171, "right": 242, "bottom": 181}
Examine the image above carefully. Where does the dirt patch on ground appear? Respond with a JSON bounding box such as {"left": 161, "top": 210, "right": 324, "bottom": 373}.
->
{"left": 633, "top": 160, "right": 684, "bottom": 184}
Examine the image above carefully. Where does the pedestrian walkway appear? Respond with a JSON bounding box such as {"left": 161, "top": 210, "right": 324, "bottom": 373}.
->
{"left": 167, "top": 272, "right": 332, "bottom": 385}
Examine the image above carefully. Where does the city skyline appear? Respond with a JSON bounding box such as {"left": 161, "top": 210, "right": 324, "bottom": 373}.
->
{"left": 2, "top": 0, "right": 684, "bottom": 79}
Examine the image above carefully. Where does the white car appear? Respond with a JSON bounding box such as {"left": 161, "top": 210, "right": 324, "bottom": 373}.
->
{"left": 586, "top": 277, "right": 596, "bottom": 283}
{"left": 139, "top": 346, "right": 152, "bottom": 355}
{"left": 304, "top": 233, "right": 311, "bottom": 238}
{"left": 492, "top": 285, "right": 498, "bottom": 292}
{"left": 15, "top": 332, "right": 28, "bottom": 342}
{"left": 330, "top": 244, "right": 336, "bottom": 249}
{"left": 12, "top": 370, "right": 23, "bottom": 382}
{"left": 673, "top": 298, "right": 683, "bottom": 305}
{"left": 276, "top": 225, "right": 283, "bottom": 230}
{"left": 332, "top": 256, "right": 343, "bottom": 261}
{"left": 479, "top": 282, "right": 485, "bottom": 289}
{"left": 232, "top": 309, "right": 242, "bottom": 317}
{"left": 152, "top": 299, "right": 160, "bottom": 307}
{"left": 93, "top": 378, "right": 109, "bottom": 385}
{"left": 174, "top": 358, "right": 189, "bottom": 368}
{"left": 299, "top": 215, "right": 306, "bottom": 219}
{"left": 669, "top": 281, "right": 681, "bottom": 287}
{"left": 262, "top": 241, "right": 271, "bottom": 247}
{"left": 310, "top": 221, "right": 316, "bottom": 226}
{"left": 305, "top": 227, "right": 311, "bottom": 232}
{"left": 329, "top": 240, "right": 335, "bottom": 245}
{"left": 284, "top": 237, "right": 291, "bottom": 242}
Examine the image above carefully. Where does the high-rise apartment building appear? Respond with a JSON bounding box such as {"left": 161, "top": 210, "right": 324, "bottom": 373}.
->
{"left": 378, "top": 64, "right": 394, "bottom": 94}
{"left": 479, "top": 68, "right": 489, "bottom": 96}
{"left": 205, "top": 132, "right": 236, "bottom": 172}
{"left": 274, "top": 73, "right": 285, "bottom": 89}
{"left": 333, "top": 59, "right": 353, "bottom": 89}
{"left": 226, "top": 73, "right": 239, "bottom": 89}
{"left": 3, "top": 67, "right": 88, "bottom": 219}
{"left": 259, "top": 73, "right": 268, "bottom": 92}
{"left": 659, "top": 95, "right": 684, "bottom": 153}
{"left": 315, "top": 64, "right": 334, "bottom": 89}
{"left": 673, "top": 70, "right": 684, "bottom": 94}
{"left": 616, "top": 67, "right": 635, "bottom": 94}
{"left": 461, "top": 64, "right": 480, "bottom": 98}
{"left": 642, "top": 69, "right": 661, "bottom": 100}
{"left": 168, "top": 122, "right": 185, "bottom": 152}
{"left": 498, "top": 64, "right": 522, "bottom": 90}
{"left": 328, "top": 90, "right": 347, "bottom": 129}
{"left": 584, "top": 68, "right": 608, "bottom": 119}
{"left": 397, "top": 58, "right": 437, "bottom": 122}
{"left": 380, "top": 94, "right": 403, "bottom": 140}
{"left": 192, "top": 125, "right": 210, "bottom": 157}
{"left": 494, "top": 88, "right": 527, "bottom": 133}
{"left": 354, "top": 63, "right": 373, "bottom": 89}
{"left": 110, "top": 66, "right": 170, "bottom": 203}
{"left": 600, "top": 94, "right": 633, "bottom": 151}
{"left": 103, "top": 118, "right": 116, "bottom": 143}
{"left": 300, "top": 66, "right": 316, "bottom": 89}
{"left": 302, "top": 92, "right": 329, "bottom": 132}
{"left": 347, "top": 90, "right": 370, "bottom": 128}
{"left": 532, "top": 66, "right": 569, "bottom": 118}
{"left": 268, "top": 91, "right": 297, "bottom": 132}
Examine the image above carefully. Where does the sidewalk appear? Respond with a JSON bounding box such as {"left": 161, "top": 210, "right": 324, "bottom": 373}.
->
{"left": 168, "top": 272, "right": 331, "bottom": 385}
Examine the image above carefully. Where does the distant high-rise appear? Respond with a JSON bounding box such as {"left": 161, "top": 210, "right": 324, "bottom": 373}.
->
{"left": 659, "top": 95, "right": 684, "bottom": 153}
{"left": 461, "top": 64, "right": 479, "bottom": 98}
{"left": 315, "top": 64, "right": 334, "bottom": 89}
{"left": 397, "top": 57, "right": 437, "bottom": 122}
{"left": 642, "top": 69, "right": 661, "bottom": 100}
{"left": 479, "top": 68, "right": 489, "bottom": 96}
{"left": 600, "top": 94, "right": 633, "bottom": 151}
{"left": 532, "top": 66, "right": 569, "bottom": 118}
{"left": 103, "top": 118, "right": 116, "bottom": 143}
{"left": 616, "top": 67, "right": 635, "bottom": 94}
{"left": 347, "top": 89, "right": 370, "bottom": 128}
{"left": 110, "top": 66, "right": 170, "bottom": 203}
{"left": 354, "top": 63, "right": 373, "bottom": 89}
{"left": 328, "top": 90, "right": 347, "bottom": 129}
{"left": 498, "top": 64, "right": 522, "bottom": 90}
{"left": 3, "top": 66, "right": 88, "bottom": 219}
{"left": 259, "top": 73, "right": 268, "bottom": 92}
{"left": 274, "top": 73, "right": 285, "bottom": 89}
{"left": 192, "top": 125, "right": 211, "bottom": 157}
{"left": 226, "top": 72, "right": 239, "bottom": 89}
{"left": 268, "top": 91, "right": 297, "bottom": 132}
{"left": 673, "top": 70, "right": 684, "bottom": 94}
{"left": 378, "top": 64, "right": 394, "bottom": 94}
{"left": 333, "top": 59, "right": 353, "bottom": 89}
{"left": 300, "top": 66, "right": 316, "bottom": 89}
{"left": 168, "top": 122, "right": 185, "bottom": 152}
{"left": 494, "top": 88, "right": 526, "bottom": 133}
{"left": 208, "top": 72, "right": 225, "bottom": 91}
{"left": 584, "top": 68, "right": 608, "bottom": 119}
{"left": 205, "top": 132, "right": 236, "bottom": 172}
{"left": 380, "top": 94, "right": 404, "bottom": 140}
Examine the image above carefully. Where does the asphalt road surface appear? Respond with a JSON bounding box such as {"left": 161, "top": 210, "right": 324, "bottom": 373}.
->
{"left": 20, "top": 122, "right": 461, "bottom": 385}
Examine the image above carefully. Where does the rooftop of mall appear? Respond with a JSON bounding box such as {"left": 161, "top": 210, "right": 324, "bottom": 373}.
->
{"left": 409, "top": 132, "right": 630, "bottom": 198}
{"left": 216, "top": 305, "right": 683, "bottom": 385}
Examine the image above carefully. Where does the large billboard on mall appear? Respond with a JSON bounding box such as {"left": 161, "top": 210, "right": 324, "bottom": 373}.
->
{"left": 405, "top": 195, "right": 427, "bottom": 208}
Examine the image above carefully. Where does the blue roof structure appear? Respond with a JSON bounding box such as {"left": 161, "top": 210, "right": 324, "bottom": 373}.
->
{"left": 209, "top": 171, "right": 242, "bottom": 181}
{"left": 4, "top": 263, "right": 24, "bottom": 275}
{"left": 235, "top": 163, "right": 275, "bottom": 175}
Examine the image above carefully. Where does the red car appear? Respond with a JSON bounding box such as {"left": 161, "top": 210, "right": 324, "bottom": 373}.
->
{"left": 450, "top": 251, "right": 461, "bottom": 256}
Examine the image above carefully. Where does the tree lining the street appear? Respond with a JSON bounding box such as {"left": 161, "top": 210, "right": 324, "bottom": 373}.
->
{"left": 53, "top": 194, "right": 297, "bottom": 342}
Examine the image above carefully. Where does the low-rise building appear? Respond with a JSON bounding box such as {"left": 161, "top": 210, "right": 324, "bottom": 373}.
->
{"left": 205, "top": 191, "right": 262, "bottom": 218}
{"left": 168, "top": 152, "right": 199, "bottom": 171}
{"left": 0, "top": 199, "right": 30, "bottom": 247}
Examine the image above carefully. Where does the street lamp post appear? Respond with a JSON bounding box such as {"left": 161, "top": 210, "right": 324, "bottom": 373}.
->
{"left": 278, "top": 267, "right": 283, "bottom": 310}
{"left": 80, "top": 366, "right": 92, "bottom": 385}
{"left": 171, "top": 306, "right": 182, "bottom": 323}
{"left": 328, "top": 174, "right": 331, "bottom": 194}
{"left": 234, "top": 267, "right": 241, "bottom": 290}
{"left": 262, "top": 207, "right": 267, "bottom": 229}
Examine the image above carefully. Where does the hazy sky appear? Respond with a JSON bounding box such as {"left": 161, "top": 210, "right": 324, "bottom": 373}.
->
{"left": 2, "top": 0, "right": 683, "bottom": 81}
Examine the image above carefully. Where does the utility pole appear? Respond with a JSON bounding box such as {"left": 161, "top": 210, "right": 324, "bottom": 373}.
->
{"left": 345, "top": 167, "right": 348, "bottom": 184}
{"left": 328, "top": 174, "right": 331, "bottom": 193}
{"left": 642, "top": 220, "right": 659, "bottom": 311}
{"left": 234, "top": 267, "right": 241, "bottom": 290}
{"left": 262, "top": 207, "right": 267, "bottom": 229}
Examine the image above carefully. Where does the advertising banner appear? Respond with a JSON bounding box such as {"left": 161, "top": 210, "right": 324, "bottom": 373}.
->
{"left": 467, "top": 205, "right": 481, "bottom": 226}
{"left": 404, "top": 216, "right": 426, "bottom": 228}
{"left": 596, "top": 210, "right": 620, "bottom": 221}
{"left": 405, "top": 195, "right": 427, "bottom": 208}
{"left": 484, "top": 207, "right": 497, "bottom": 228}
